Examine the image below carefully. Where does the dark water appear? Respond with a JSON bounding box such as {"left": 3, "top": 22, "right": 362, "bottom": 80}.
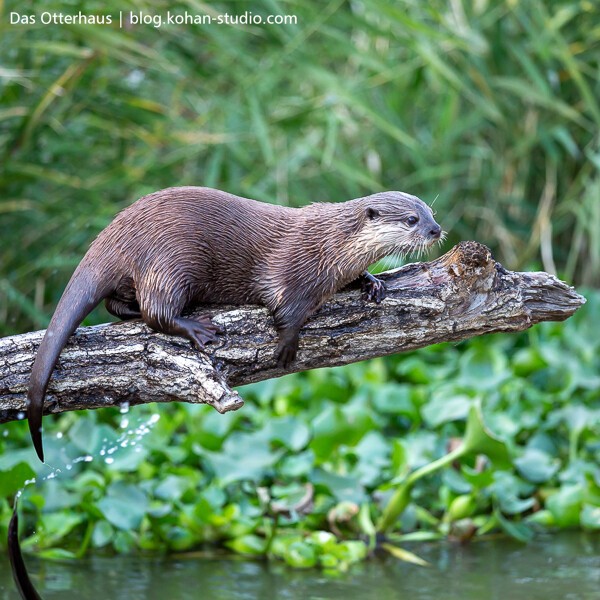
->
{"left": 1, "top": 533, "right": 599, "bottom": 599}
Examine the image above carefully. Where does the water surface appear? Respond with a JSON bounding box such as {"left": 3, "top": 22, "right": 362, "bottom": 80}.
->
{"left": 1, "top": 532, "right": 598, "bottom": 599}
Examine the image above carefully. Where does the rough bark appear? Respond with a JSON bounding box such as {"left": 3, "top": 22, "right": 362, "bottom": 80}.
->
{"left": 0, "top": 242, "right": 586, "bottom": 424}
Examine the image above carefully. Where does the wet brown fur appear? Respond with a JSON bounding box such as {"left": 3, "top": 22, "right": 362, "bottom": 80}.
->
{"left": 27, "top": 186, "right": 441, "bottom": 461}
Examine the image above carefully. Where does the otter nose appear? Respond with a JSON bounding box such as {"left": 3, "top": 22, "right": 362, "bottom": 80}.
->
{"left": 429, "top": 224, "right": 441, "bottom": 238}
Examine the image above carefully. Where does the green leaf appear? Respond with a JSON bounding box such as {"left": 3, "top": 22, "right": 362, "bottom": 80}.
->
{"left": 490, "top": 472, "right": 536, "bottom": 515}
{"left": 68, "top": 416, "right": 102, "bottom": 454}
{"left": 387, "top": 531, "right": 444, "bottom": 543}
{"left": 97, "top": 483, "right": 148, "bottom": 531}
{"left": 270, "top": 533, "right": 303, "bottom": 558}
{"left": 308, "top": 531, "right": 337, "bottom": 549}
{"left": 202, "top": 430, "right": 283, "bottom": 485}
{"left": 92, "top": 520, "right": 115, "bottom": 548}
{"left": 461, "top": 402, "right": 512, "bottom": 469}
{"left": 525, "top": 510, "right": 555, "bottom": 527}
{"left": 546, "top": 485, "right": 585, "bottom": 527}
{"left": 38, "top": 512, "right": 85, "bottom": 544}
{"left": 282, "top": 541, "right": 318, "bottom": 569}
{"left": 313, "top": 469, "right": 367, "bottom": 504}
{"left": 381, "top": 543, "right": 430, "bottom": 566}
{"left": 105, "top": 444, "right": 148, "bottom": 472}
{"left": 310, "top": 404, "right": 373, "bottom": 459}
{"left": 335, "top": 540, "right": 368, "bottom": 563}
{"left": 421, "top": 393, "right": 472, "bottom": 427}
{"left": 495, "top": 510, "right": 534, "bottom": 543}
{"left": 38, "top": 548, "right": 77, "bottom": 560}
{"left": 279, "top": 450, "right": 315, "bottom": 478}
{"left": 165, "top": 526, "right": 197, "bottom": 552}
{"left": 358, "top": 503, "right": 376, "bottom": 537}
{"left": 154, "top": 475, "right": 189, "bottom": 502}
{"left": 514, "top": 448, "right": 559, "bottom": 483}
{"left": 38, "top": 479, "right": 81, "bottom": 511}
{"left": 580, "top": 504, "right": 600, "bottom": 531}
{"left": 113, "top": 530, "right": 136, "bottom": 554}
{"left": 370, "top": 383, "right": 417, "bottom": 417}
{"left": 354, "top": 431, "right": 391, "bottom": 486}
{"left": 0, "top": 462, "right": 35, "bottom": 497}
{"left": 262, "top": 417, "right": 310, "bottom": 451}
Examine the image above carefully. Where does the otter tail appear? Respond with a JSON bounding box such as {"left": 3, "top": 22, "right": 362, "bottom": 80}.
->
{"left": 28, "top": 262, "right": 115, "bottom": 462}
{"left": 9, "top": 500, "right": 42, "bottom": 600}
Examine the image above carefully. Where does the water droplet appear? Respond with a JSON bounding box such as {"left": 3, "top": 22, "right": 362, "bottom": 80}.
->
{"left": 105, "top": 457, "right": 114, "bottom": 465}
{"left": 119, "top": 402, "right": 130, "bottom": 414}
{"left": 72, "top": 455, "right": 93, "bottom": 464}
{"left": 17, "top": 412, "right": 25, "bottom": 420}
{"left": 120, "top": 418, "right": 129, "bottom": 429}
{"left": 56, "top": 432, "right": 63, "bottom": 439}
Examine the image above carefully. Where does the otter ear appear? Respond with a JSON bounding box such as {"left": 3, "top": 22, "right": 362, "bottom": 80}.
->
{"left": 366, "top": 207, "right": 380, "bottom": 220}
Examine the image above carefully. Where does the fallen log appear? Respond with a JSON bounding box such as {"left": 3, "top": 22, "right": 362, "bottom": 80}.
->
{"left": 0, "top": 242, "right": 586, "bottom": 424}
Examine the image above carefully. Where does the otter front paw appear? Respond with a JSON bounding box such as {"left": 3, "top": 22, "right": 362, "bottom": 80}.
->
{"left": 362, "top": 275, "right": 387, "bottom": 304}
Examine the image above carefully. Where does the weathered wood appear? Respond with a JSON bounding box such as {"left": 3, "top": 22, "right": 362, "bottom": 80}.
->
{"left": 0, "top": 242, "right": 585, "bottom": 423}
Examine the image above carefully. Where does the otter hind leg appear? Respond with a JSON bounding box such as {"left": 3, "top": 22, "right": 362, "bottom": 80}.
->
{"left": 138, "top": 289, "right": 221, "bottom": 351}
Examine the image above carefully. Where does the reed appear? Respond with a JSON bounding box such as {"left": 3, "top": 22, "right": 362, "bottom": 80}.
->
{"left": 1, "top": 0, "right": 598, "bottom": 335}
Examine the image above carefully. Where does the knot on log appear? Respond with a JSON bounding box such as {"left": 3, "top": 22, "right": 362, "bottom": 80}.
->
{"left": 445, "top": 240, "right": 493, "bottom": 271}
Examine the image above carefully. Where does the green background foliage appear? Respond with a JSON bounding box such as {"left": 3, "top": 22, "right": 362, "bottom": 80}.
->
{"left": 0, "top": 0, "right": 599, "bottom": 570}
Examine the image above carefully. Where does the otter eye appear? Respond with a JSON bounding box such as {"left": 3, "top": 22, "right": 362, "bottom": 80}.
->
{"left": 406, "top": 215, "right": 419, "bottom": 226}
{"left": 366, "top": 207, "right": 380, "bottom": 220}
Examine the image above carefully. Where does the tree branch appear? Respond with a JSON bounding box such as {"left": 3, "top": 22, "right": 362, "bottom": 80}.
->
{"left": 0, "top": 242, "right": 585, "bottom": 423}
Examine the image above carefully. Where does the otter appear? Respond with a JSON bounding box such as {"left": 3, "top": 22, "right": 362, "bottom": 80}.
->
{"left": 27, "top": 187, "right": 442, "bottom": 461}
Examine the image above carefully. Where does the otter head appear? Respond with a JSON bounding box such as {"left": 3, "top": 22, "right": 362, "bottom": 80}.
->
{"left": 356, "top": 191, "right": 443, "bottom": 261}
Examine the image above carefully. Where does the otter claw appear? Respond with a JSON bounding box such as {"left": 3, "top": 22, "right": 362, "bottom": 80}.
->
{"left": 190, "top": 332, "right": 218, "bottom": 350}
{"left": 277, "top": 346, "right": 297, "bottom": 369}
{"left": 276, "top": 336, "right": 299, "bottom": 369}
{"left": 180, "top": 316, "right": 222, "bottom": 350}
{"left": 362, "top": 276, "right": 387, "bottom": 304}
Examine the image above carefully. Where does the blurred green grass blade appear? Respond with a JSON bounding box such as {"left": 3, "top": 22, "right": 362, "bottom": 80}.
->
{"left": 25, "top": 41, "right": 95, "bottom": 59}
{"left": 17, "top": 58, "right": 94, "bottom": 149}
{"left": 248, "top": 92, "right": 275, "bottom": 165}
{"left": 0, "top": 279, "right": 48, "bottom": 327}
{"left": 493, "top": 77, "right": 588, "bottom": 127}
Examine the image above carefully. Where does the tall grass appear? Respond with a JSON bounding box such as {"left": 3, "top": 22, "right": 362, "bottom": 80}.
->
{"left": 1, "top": 0, "right": 599, "bottom": 336}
